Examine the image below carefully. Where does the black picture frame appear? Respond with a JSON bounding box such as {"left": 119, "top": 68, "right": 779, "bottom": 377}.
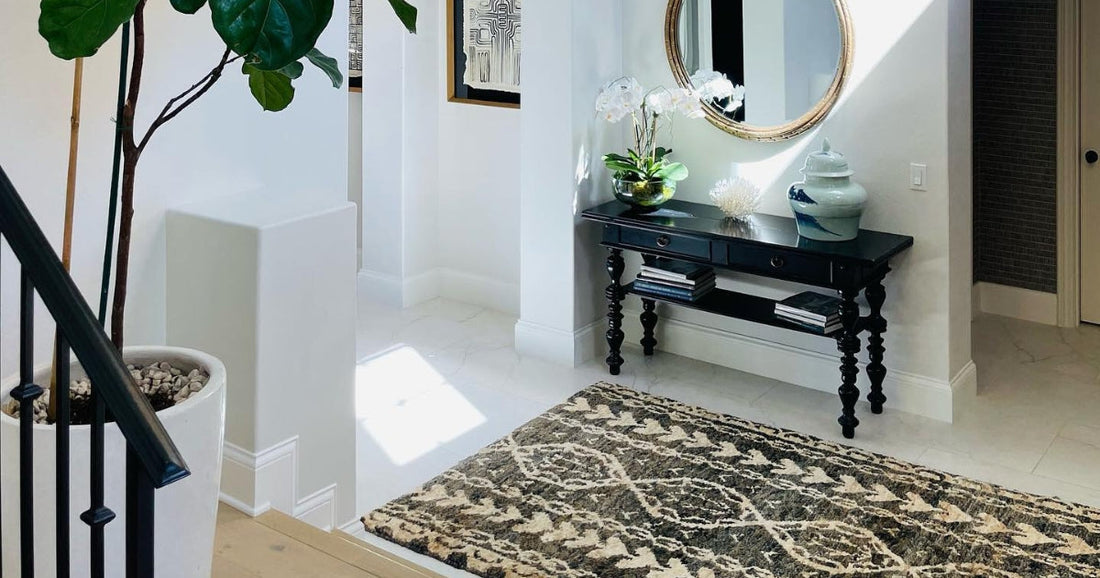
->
{"left": 447, "top": 0, "right": 521, "bottom": 108}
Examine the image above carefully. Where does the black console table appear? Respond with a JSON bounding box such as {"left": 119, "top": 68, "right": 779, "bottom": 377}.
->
{"left": 581, "top": 199, "right": 914, "bottom": 439}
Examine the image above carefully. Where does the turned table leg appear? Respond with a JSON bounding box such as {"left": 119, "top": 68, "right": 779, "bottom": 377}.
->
{"left": 836, "top": 288, "right": 862, "bottom": 439}
{"left": 640, "top": 299, "right": 658, "bottom": 356}
{"left": 605, "top": 248, "right": 626, "bottom": 375}
{"left": 865, "top": 274, "right": 888, "bottom": 414}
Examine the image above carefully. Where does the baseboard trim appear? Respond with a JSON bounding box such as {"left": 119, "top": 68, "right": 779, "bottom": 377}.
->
{"left": 357, "top": 269, "right": 439, "bottom": 309}
{"left": 293, "top": 484, "right": 338, "bottom": 531}
{"left": 974, "top": 282, "right": 1058, "bottom": 325}
{"left": 403, "top": 270, "right": 441, "bottom": 309}
{"left": 437, "top": 269, "right": 519, "bottom": 315}
{"left": 338, "top": 518, "right": 369, "bottom": 539}
{"left": 623, "top": 312, "right": 960, "bottom": 423}
{"left": 218, "top": 492, "right": 265, "bottom": 518}
{"left": 514, "top": 319, "right": 603, "bottom": 367}
{"left": 949, "top": 361, "right": 979, "bottom": 421}
{"left": 359, "top": 268, "right": 519, "bottom": 315}
{"left": 357, "top": 270, "right": 403, "bottom": 308}
{"left": 220, "top": 437, "right": 339, "bottom": 531}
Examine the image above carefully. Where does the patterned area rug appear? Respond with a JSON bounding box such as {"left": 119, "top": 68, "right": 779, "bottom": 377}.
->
{"left": 362, "top": 382, "right": 1100, "bottom": 577}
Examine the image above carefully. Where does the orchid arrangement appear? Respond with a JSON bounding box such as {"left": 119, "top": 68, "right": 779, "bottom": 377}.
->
{"left": 596, "top": 73, "right": 743, "bottom": 185}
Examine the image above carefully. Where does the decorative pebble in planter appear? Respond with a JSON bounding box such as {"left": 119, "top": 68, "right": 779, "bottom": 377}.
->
{"left": 5, "top": 361, "right": 210, "bottom": 424}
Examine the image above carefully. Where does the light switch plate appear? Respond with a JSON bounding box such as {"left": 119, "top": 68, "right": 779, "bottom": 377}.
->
{"left": 910, "top": 163, "right": 928, "bottom": 191}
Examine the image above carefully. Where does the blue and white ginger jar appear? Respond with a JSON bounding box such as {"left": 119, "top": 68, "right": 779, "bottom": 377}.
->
{"left": 788, "top": 139, "right": 867, "bottom": 242}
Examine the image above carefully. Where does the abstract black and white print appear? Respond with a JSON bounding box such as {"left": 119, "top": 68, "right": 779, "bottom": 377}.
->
{"left": 462, "top": 0, "right": 521, "bottom": 94}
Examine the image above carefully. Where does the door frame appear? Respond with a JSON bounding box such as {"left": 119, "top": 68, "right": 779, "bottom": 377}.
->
{"left": 1057, "top": 0, "right": 1082, "bottom": 327}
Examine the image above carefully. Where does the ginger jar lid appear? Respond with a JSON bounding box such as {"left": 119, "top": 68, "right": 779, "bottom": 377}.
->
{"left": 800, "top": 138, "right": 855, "bottom": 178}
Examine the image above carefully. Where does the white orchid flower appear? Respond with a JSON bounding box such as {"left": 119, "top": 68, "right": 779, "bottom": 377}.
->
{"left": 680, "top": 96, "right": 705, "bottom": 119}
{"left": 645, "top": 89, "right": 675, "bottom": 116}
{"left": 661, "top": 88, "right": 697, "bottom": 118}
{"left": 596, "top": 76, "right": 645, "bottom": 123}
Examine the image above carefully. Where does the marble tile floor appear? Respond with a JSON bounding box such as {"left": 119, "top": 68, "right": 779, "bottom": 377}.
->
{"left": 351, "top": 298, "right": 1100, "bottom": 577}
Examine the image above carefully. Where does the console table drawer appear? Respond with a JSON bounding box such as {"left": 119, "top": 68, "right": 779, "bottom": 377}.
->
{"left": 618, "top": 227, "right": 711, "bottom": 260}
{"left": 729, "top": 245, "right": 833, "bottom": 285}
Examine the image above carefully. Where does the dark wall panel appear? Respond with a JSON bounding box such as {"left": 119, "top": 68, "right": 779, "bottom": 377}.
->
{"left": 973, "top": 0, "right": 1058, "bottom": 293}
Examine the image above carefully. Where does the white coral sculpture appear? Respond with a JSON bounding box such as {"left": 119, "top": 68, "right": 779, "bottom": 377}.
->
{"left": 709, "top": 177, "right": 762, "bottom": 220}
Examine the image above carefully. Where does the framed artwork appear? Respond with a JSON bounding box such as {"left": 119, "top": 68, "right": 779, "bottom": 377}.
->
{"left": 447, "top": 0, "right": 521, "bottom": 108}
{"left": 349, "top": 0, "right": 363, "bottom": 92}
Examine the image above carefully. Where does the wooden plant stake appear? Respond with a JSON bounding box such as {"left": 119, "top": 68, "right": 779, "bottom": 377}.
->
{"left": 48, "top": 57, "right": 83, "bottom": 422}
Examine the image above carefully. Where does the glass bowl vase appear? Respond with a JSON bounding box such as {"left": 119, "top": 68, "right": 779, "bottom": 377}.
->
{"left": 612, "top": 178, "right": 677, "bottom": 212}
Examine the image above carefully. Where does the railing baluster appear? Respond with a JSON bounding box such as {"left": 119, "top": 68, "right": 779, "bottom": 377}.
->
{"left": 12, "top": 269, "right": 44, "bottom": 578}
{"left": 125, "top": 447, "right": 155, "bottom": 578}
{"left": 55, "top": 332, "right": 71, "bottom": 577}
{"left": 80, "top": 387, "right": 115, "bottom": 578}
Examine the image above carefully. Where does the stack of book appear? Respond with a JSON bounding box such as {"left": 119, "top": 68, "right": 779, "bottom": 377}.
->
{"left": 633, "top": 259, "right": 717, "bottom": 301}
{"left": 775, "top": 291, "right": 843, "bottom": 334}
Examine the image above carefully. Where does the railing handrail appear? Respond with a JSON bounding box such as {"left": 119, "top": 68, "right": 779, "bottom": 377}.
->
{"left": 0, "top": 164, "right": 189, "bottom": 488}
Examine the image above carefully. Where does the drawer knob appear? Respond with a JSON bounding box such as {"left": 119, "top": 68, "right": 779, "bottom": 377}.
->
{"left": 770, "top": 256, "right": 786, "bottom": 269}
{"left": 656, "top": 235, "right": 671, "bottom": 248}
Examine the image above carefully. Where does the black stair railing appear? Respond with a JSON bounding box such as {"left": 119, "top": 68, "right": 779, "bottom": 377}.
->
{"left": 0, "top": 164, "right": 190, "bottom": 578}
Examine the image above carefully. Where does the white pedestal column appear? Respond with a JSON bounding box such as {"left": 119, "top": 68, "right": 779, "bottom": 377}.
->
{"left": 515, "top": 0, "right": 624, "bottom": 367}
{"left": 166, "top": 192, "right": 358, "bottom": 530}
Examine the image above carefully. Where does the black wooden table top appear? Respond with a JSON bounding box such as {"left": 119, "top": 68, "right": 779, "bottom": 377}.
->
{"left": 581, "top": 200, "right": 914, "bottom": 268}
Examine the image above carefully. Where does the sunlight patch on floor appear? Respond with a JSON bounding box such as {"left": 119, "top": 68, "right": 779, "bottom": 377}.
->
{"left": 355, "top": 345, "right": 487, "bottom": 466}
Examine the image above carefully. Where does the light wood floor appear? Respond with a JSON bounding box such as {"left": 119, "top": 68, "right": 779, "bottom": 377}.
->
{"left": 213, "top": 504, "right": 440, "bottom": 578}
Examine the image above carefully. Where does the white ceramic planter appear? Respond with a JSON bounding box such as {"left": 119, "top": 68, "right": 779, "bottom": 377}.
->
{"left": 1, "top": 346, "right": 226, "bottom": 578}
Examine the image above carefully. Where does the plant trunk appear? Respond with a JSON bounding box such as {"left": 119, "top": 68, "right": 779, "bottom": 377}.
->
{"left": 111, "top": 0, "right": 146, "bottom": 350}
{"left": 110, "top": 154, "right": 136, "bottom": 350}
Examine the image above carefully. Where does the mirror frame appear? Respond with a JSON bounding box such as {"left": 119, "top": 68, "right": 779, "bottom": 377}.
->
{"left": 664, "top": 0, "right": 855, "bottom": 142}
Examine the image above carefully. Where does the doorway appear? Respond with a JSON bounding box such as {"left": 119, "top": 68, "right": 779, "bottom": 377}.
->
{"left": 1081, "top": 0, "right": 1100, "bottom": 324}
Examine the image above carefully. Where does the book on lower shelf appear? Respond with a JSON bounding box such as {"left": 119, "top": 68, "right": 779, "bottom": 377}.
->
{"left": 775, "top": 311, "right": 843, "bottom": 334}
{"left": 640, "top": 258, "right": 715, "bottom": 282}
{"left": 637, "top": 269, "right": 716, "bottom": 289}
{"left": 774, "top": 291, "right": 842, "bottom": 324}
{"left": 633, "top": 278, "right": 716, "bottom": 301}
{"left": 632, "top": 258, "right": 717, "bottom": 302}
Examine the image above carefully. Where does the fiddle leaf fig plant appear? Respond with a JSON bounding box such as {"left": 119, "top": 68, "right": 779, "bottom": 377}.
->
{"left": 209, "top": 0, "right": 333, "bottom": 70}
{"left": 37, "top": 0, "right": 417, "bottom": 348}
{"left": 38, "top": 0, "right": 142, "bottom": 59}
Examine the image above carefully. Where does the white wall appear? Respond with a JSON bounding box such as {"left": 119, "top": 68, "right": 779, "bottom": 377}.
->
{"left": 437, "top": 103, "right": 521, "bottom": 313}
{"left": 518, "top": 0, "right": 974, "bottom": 417}
{"left": 360, "top": 0, "right": 522, "bottom": 314}
{"left": 1, "top": 1, "right": 349, "bottom": 371}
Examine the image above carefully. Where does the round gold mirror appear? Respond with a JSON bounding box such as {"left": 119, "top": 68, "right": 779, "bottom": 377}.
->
{"left": 665, "top": 0, "right": 854, "bottom": 142}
